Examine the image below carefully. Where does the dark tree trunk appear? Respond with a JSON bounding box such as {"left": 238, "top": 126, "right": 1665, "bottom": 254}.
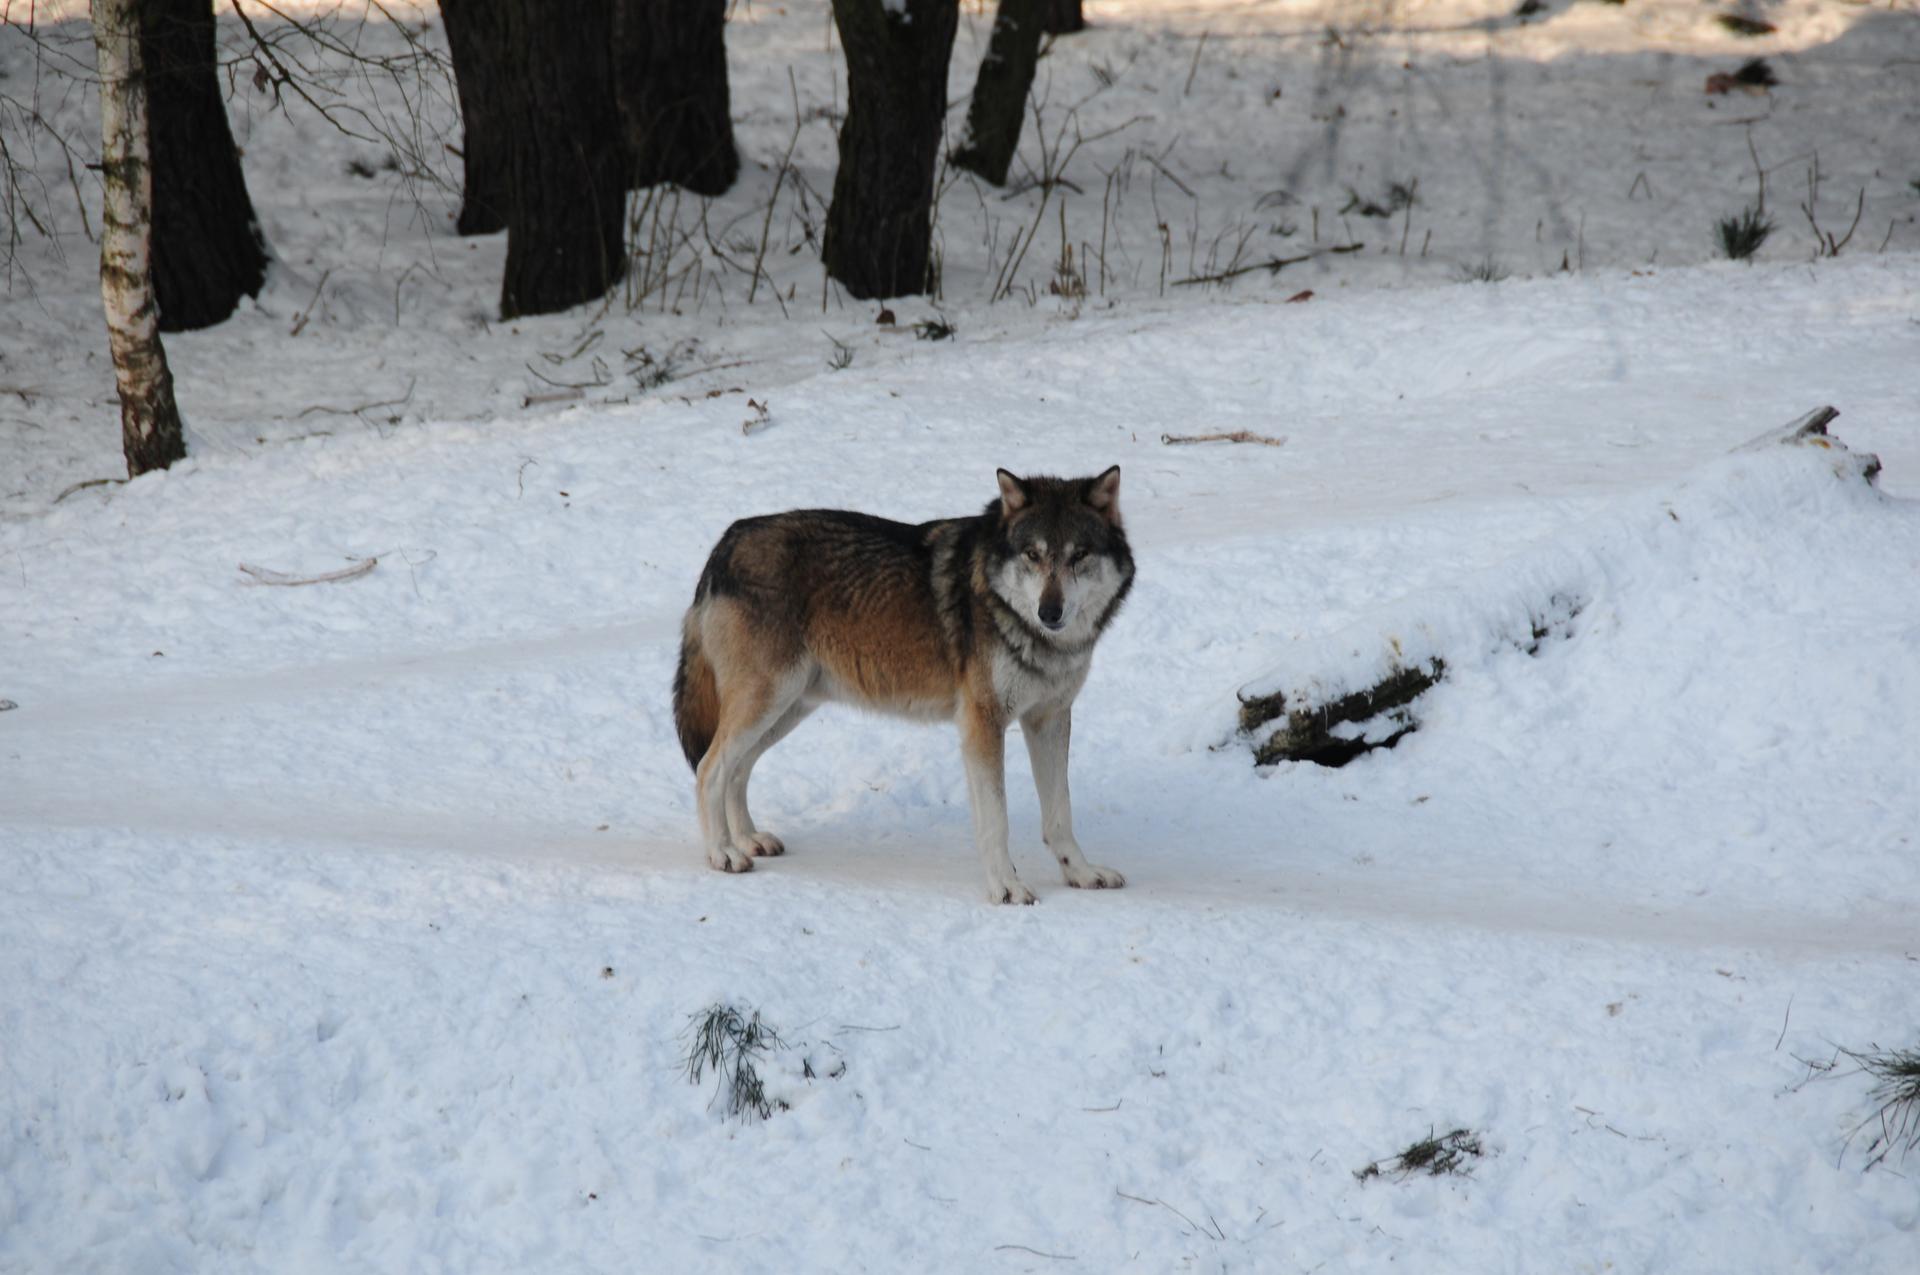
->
{"left": 1043, "top": 0, "right": 1084, "bottom": 35}
{"left": 440, "top": 0, "right": 510, "bottom": 235}
{"left": 952, "top": 0, "right": 1046, "bottom": 186}
{"left": 823, "top": 0, "right": 959, "bottom": 300}
{"left": 496, "top": 0, "right": 627, "bottom": 319}
{"left": 140, "top": 0, "right": 267, "bottom": 331}
{"left": 614, "top": 0, "right": 738, "bottom": 196}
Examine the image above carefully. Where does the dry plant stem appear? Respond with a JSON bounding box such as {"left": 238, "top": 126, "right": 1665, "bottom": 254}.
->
{"left": 1183, "top": 30, "right": 1209, "bottom": 96}
{"left": 290, "top": 267, "right": 332, "bottom": 336}
{"left": 749, "top": 70, "right": 805, "bottom": 306}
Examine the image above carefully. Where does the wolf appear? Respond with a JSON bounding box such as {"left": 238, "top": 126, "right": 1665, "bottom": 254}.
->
{"left": 671, "top": 466, "right": 1134, "bottom": 903}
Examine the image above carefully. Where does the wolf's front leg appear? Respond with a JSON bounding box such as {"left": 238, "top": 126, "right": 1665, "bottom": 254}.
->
{"left": 959, "top": 706, "right": 1034, "bottom": 904}
{"left": 1022, "top": 707, "right": 1125, "bottom": 890}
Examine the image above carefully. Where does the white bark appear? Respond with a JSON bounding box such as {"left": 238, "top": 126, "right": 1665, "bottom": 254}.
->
{"left": 92, "top": 0, "right": 185, "bottom": 477}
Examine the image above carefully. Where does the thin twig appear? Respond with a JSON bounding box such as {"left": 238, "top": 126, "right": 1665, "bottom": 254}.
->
{"left": 53, "top": 476, "right": 126, "bottom": 503}
{"left": 749, "top": 70, "right": 805, "bottom": 307}
{"left": 289, "top": 268, "right": 332, "bottom": 337}
{"left": 1162, "top": 429, "right": 1286, "bottom": 448}
{"left": 237, "top": 558, "right": 378, "bottom": 587}
{"left": 1171, "top": 243, "right": 1360, "bottom": 286}
{"left": 296, "top": 377, "right": 417, "bottom": 418}
{"left": 1183, "top": 31, "right": 1210, "bottom": 97}
{"left": 993, "top": 1245, "right": 1075, "bottom": 1261}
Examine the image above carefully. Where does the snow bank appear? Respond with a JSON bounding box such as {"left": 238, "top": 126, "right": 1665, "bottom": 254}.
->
{"left": 1220, "top": 408, "right": 1892, "bottom": 757}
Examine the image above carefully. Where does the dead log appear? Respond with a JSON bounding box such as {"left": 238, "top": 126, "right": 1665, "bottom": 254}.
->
{"left": 1240, "top": 659, "right": 1445, "bottom": 767}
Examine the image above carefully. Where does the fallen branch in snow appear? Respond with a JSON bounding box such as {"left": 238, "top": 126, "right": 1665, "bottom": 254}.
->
{"left": 994, "top": 1245, "right": 1076, "bottom": 1260}
{"left": 53, "top": 476, "right": 125, "bottom": 504}
{"left": 237, "top": 558, "right": 378, "bottom": 587}
{"left": 1160, "top": 429, "right": 1285, "bottom": 448}
{"left": 1172, "top": 243, "right": 1362, "bottom": 287}
{"left": 1240, "top": 658, "right": 1447, "bottom": 767}
{"left": 296, "top": 378, "right": 417, "bottom": 420}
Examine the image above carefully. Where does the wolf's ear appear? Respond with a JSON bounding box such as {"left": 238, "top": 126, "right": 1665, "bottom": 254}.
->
{"left": 996, "top": 469, "right": 1030, "bottom": 514}
{"left": 1085, "top": 465, "right": 1122, "bottom": 522}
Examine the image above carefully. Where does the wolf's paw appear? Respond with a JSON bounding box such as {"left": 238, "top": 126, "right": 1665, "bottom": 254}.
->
{"left": 985, "top": 873, "right": 1038, "bottom": 906}
{"left": 707, "top": 843, "right": 755, "bottom": 874}
{"left": 732, "top": 831, "right": 785, "bottom": 858}
{"left": 1063, "top": 861, "right": 1126, "bottom": 890}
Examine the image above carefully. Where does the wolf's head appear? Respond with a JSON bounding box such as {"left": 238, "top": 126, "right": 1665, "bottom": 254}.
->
{"left": 986, "top": 466, "right": 1135, "bottom": 648}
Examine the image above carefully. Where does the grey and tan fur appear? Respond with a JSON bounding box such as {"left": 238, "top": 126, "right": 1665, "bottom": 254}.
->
{"left": 672, "top": 467, "right": 1134, "bottom": 903}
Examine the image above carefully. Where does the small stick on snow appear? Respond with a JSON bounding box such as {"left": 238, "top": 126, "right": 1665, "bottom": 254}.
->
{"left": 237, "top": 558, "right": 378, "bottom": 587}
{"left": 1171, "top": 242, "right": 1361, "bottom": 286}
{"left": 297, "top": 378, "right": 417, "bottom": 419}
{"left": 993, "top": 1245, "right": 1075, "bottom": 1260}
{"left": 53, "top": 476, "right": 126, "bottom": 503}
{"left": 1161, "top": 430, "right": 1286, "bottom": 447}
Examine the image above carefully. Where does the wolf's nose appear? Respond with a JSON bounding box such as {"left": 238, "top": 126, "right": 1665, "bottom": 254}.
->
{"left": 1038, "top": 600, "right": 1064, "bottom": 626}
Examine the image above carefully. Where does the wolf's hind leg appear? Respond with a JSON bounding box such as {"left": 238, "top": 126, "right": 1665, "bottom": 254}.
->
{"left": 726, "top": 698, "right": 815, "bottom": 857}
{"left": 698, "top": 675, "right": 803, "bottom": 873}
{"left": 1022, "top": 707, "right": 1125, "bottom": 890}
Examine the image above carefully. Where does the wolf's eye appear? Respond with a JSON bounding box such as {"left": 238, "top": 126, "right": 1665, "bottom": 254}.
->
{"left": 1023, "top": 548, "right": 1044, "bottom": 565}
{"left": 1069, "top": 549, "right": 1089, "bottom": 566}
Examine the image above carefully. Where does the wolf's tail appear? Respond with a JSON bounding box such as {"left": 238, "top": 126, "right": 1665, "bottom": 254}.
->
{"left": 672, "top": 608, "right": 718, "bottom": 771}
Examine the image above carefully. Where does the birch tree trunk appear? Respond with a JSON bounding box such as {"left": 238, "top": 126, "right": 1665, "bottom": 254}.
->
{"left": 93, "top": 0, "right": 187, "bottom": 478}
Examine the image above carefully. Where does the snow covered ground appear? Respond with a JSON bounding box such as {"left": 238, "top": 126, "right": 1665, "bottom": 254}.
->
{"left": 3, "top": 2, "right": 1919, "bottom": 1271}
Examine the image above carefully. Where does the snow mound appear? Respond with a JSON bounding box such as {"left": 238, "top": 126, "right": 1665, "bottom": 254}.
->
{"left": 1222, "top": 408, "right": 1893, "bottom": 760}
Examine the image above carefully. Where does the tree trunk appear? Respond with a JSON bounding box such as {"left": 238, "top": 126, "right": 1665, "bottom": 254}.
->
{"left": 614, "top": 0, "right": 737, "bottom": 196}
{"left": 140, "top": 0, "right": 267, "bottom": 330}
{"left": 440, "top": 0, "right": 510, "bottom": 235}
{"left": 93, "top": 0, "right": 188, "bottom": 478}
{"left": 823, "top": 0, "right": 959, "bottom": 300}
{"left": 496, "top": 0, "right": 627, "bottom": 319}
{"left": 1043, "top": 0, "right": 1084, "bottom": 35}
{"left": 952, "top": 0, "right": 1046, "bottom": 187}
